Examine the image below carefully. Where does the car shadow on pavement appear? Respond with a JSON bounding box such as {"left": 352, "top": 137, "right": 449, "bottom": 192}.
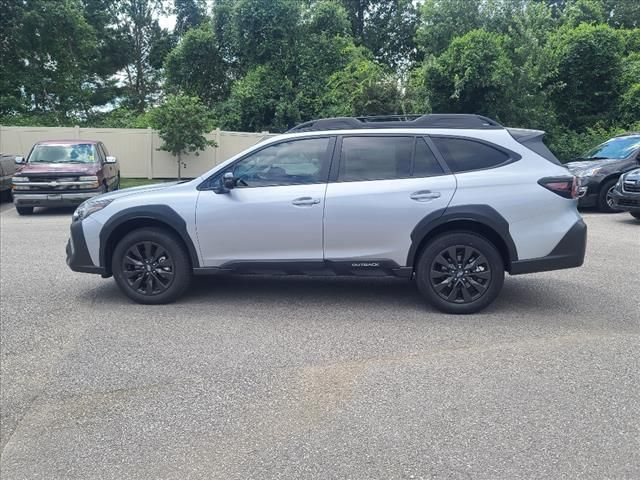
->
{"left": 74, "top": 273, "right": 615, "bottom": 322}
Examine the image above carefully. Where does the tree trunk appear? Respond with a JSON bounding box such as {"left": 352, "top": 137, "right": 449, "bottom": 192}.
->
{"left": 177, "top": 153, "right": 182, "bottom": 180}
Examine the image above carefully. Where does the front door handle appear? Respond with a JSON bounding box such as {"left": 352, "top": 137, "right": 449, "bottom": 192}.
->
{"left": 292, "top": 197, "right": 321, "bottom": 206}
{"left": 410, "top": 190, "right": 441, "bottom": 202}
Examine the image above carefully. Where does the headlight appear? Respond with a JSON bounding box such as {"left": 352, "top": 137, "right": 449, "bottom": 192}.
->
{"left": 12, "top": 176, "right": 28, "bottom": 183}
{"left": 72, "top": 198, "right": 113, "bottom": 222}
{"left": 576, "top": 167, "right": 601, "bottom": 177}
{"left": 78, "top": 175, "right": 100, "bottom": 189}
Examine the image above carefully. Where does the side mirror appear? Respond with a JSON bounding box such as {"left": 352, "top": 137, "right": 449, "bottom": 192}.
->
{"left": 15, "top": 156, "right": 25, "bottom": 164}
{"left": 222, "top": 172, "right": 236, "bottom": 190}
{"left": 105, "top": 156, "right": 117, "bottom": 164}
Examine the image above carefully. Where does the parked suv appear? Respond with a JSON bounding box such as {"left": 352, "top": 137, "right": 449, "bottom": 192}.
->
{"left": 66, "top": 115, "right": 586, "bottom": 314}
{"left": 12, "top": 140, "right": 120, "bottom": 215}
{"left": 0, "top": 153, "right": 19, "bottom": 199}
{"left": 610, "top": 167, "right": 640, "bottom": 220}
{"left": 565, "top": 133, "right": 640, "bottom": 213}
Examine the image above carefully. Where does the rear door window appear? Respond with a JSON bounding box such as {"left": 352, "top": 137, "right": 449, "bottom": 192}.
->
{"left": 414, "top": 138, "right": 444, "bottom": 177}
{"left": 431, "top": 137, "right": 510, "bottom": 172}
{"left": 339, "top": 136, "right": 414, "bottom": 181}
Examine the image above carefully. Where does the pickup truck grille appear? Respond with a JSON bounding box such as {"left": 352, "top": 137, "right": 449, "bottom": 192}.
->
{"left": 23, "top": 176, "right": 82, "bottom": 190}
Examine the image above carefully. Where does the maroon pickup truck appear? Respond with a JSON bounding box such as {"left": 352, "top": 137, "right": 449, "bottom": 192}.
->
{"left": 12, "top": 140, "right": 120, "bottom": 215}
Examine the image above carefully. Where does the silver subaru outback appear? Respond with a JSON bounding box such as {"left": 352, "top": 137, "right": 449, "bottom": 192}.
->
{"left": 66, "top": 114, "right": 586, "bottom": 314}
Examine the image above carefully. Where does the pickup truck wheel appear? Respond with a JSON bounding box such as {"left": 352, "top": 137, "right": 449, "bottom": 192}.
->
{"left": 112, "top": 228, "right": 191, "bottom": 304}
{"left": 415, "top": 232, "right": 504, "bottom": 314}
{"left": 16, "top": 206, "right": 34, "bottom": 215}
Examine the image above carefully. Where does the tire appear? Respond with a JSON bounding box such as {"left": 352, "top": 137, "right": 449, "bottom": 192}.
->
{"left": 598, "top": 178, "right": 621, "bottom": 213}
{"left": 113, "top": 175, "right": 120, "bottom": 191}
{"left": 112, "top": 227, "right": 191, "bottom": 304}
{"left": 16, "top": 206, "right": 34, "bottom": 215}
{"left": 631, "top": 212, "right": 640, "bottom": 221}
{"left": 415, "top": 232, "right": 505, "bottom": 314}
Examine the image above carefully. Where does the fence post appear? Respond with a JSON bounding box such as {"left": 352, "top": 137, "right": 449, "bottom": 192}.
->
{"left": 213, "top": 128, "right": 221, "bottom": 166}
{"left": 147, "top": 127, "right": 153, "bottom": 179}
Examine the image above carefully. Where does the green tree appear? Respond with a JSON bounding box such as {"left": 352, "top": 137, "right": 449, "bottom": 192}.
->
{"left": 0, "top": 0, "right": 101, "bottom": 122}
{"left": 165, "top": 25, "right": 231, "bottom": 106}
{"left": 150, "top": 94, "right": 216, "bottom": 179}
{"left": 217, "top": 65, "right": 300, "bottom": 132}
{"left": 174, "top": 0, "right": 207, "bottom": 37}
{"left": 115, "top": 0, "right": 174, "bottom": 111}
{"left": 415, "top": 0, "right": 483, "bottom": 58}
{"left": 415, "top": 30, "right": 514, "bottom": 120}
{"left": 293, "top": 1, "right": 356, "bottom": 120}
{"left": 319, "top": 46, "right": 402, "bottom": 117}
{"left": 218, "top": 0, "right": 302, "bottom": 72}
{"left": 547, "top": 23, "right": 624, "bottom": 129}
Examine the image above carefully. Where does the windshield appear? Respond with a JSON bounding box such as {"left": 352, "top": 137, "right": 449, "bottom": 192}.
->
{"left": 582, "top": 136, "right": 640, "bottom": 160}
{"left": 28, "top": 143, "right": 98, "bottom": 164}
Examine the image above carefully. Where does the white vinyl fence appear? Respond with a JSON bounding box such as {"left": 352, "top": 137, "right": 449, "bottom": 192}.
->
{"left": 0, "top": 126, "right": 277, "bottom": 178}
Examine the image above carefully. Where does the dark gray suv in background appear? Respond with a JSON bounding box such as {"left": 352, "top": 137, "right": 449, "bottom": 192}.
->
{"left": 566, "top": 133, "right": 640, "bottom": 212}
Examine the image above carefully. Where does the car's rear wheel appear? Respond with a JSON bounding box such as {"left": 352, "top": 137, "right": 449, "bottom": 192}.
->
{"left": 112, "top": 228, "right": 191, "bottom": 304}
{"left": 16, "top": 206, "right": 33, "bottom": 215}
{"left": 631, "top": 212, "right": 640, "bottom": 220}
{"left": 415, "top": 232, "right": 504, "bottom": 314}
{"left": 598, "top": 179, "right": 621, "bottom": 213}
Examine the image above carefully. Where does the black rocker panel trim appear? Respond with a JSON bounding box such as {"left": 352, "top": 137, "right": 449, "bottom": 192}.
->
{"left": 510, "top": 219, "right": 587, "bottom": 275}
{"left": 194, "top": 259, "right": 413, "bottom": 278}
{"left": 407, "top": 205, "right": 519, "bottom": 268}
{"left": 99, "top": 205, "right": 200, "bottom": 271}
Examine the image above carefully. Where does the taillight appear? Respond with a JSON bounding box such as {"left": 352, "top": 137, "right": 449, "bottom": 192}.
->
{"left": 538, "top": 176, "right": 578, "bottom": 199}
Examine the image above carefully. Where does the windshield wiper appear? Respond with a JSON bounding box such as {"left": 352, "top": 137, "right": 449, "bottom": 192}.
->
{"left": 585, "top": 156, "right": 609, "bottom": 160}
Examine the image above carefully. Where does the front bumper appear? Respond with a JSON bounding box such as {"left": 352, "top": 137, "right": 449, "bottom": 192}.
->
{"left": 575, "top": 176, "right": 600, "bottom": 208}
{"left": 13, "top": 189, "right": 102, "bottom": 208}
{"left": 610, "top": 187, "right": 640, "bottom": 212}
{"left": 66, "top": 220, "right": 105, "bottom": 275}
{"left": 510, "top": 219, "right": 587, "bottom": 275}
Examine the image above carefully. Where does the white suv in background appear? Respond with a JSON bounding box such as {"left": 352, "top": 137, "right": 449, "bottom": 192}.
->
{"left": 66, "top": 114, "right": 586, "bottom": 314}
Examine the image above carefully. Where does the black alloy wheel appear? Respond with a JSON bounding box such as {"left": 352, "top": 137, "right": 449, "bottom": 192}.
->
{"left": 416, "top": 232, "right": 504, "bottom": 314}
{"left": 112, "top": 227, "right": 191, "bottom": 304}
{"left": 122, "top": 241, "right": 175, "bottom": 296}
{"left": 429, "top": 245, "right": 491, "bottom": 304}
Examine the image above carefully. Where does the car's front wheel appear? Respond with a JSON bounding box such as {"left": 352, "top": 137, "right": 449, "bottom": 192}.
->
{"left": 415, "top": 232, "right": 505, "bottom": 314}
{"left": 112, "top": 228, "right": 191, "bottom": 304}
{"left": 598, "top": 179, "right": 621, "bottom": 213}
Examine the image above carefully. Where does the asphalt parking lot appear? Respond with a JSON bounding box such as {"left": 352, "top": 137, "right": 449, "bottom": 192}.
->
{"left": 1, "top": 201, "right": 638, "bottom": 479}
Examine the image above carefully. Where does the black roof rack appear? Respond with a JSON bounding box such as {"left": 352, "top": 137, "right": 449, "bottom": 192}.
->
{"left": 286, "top": 114, "right": 503, "bottom": 133}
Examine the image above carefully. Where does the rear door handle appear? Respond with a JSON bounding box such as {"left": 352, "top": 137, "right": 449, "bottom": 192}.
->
{"left": 292, "top": 197, "right": 321, "bottom": 206}
{"left": 410, "top": 190, "right": 441, "bottom": 201}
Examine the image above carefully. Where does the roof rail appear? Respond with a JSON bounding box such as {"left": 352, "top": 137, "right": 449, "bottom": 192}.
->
{"left": 286, "top": 114, "right": 503, "bottom": 133}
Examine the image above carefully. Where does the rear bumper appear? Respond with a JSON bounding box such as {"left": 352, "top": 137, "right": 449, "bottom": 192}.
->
{"left": 13, "top": 190, "right": 102, "bottom": 208}
{"left": 510, "top": 219, "right": 587, "bottom": 275}
{"left": 66, "top": 220, "right": 105, "bottom": 275}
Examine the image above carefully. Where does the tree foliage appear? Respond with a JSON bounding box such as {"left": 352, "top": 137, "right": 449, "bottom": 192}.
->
{"left": 1, "top": 0, "right": 638, "bottom": 162}
{"left": 149, "top": 94, "right": 215, "bottom": 178}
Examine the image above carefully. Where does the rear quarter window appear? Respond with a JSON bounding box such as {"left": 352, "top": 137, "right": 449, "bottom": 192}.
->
{"left": 431, "top": 137, "right": 511, "bottom": 173}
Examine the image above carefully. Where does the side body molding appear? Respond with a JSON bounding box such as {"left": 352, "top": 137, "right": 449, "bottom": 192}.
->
{"left": 406, "top": 204, "right": 519, "bottom": 267}
{"left": 98, "top": 205, "right": 200, "bottom": 270}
